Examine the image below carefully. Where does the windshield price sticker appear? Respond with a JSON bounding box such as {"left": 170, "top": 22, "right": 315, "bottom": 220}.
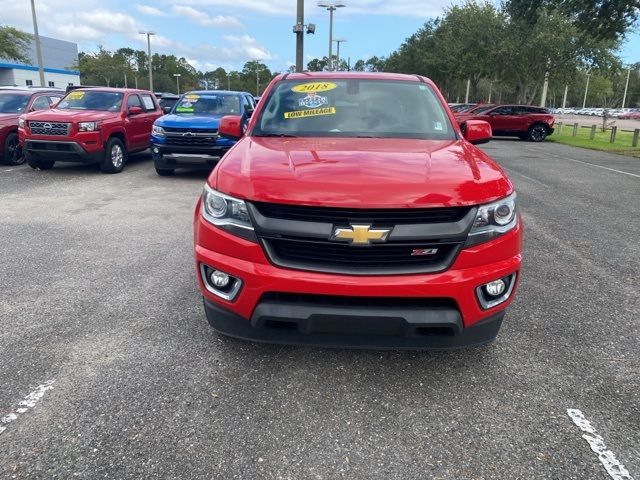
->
{"left": 184, "top": 94, "right": 200, "bottom": 101}
{"left": 291, "top": 82, "right": 337, "bottom": 93}
{"left": 284, "top": 107, "right": 336, "bottom": 119}
{"left": 67, "top": 91, "right": 84, "bottom": 100}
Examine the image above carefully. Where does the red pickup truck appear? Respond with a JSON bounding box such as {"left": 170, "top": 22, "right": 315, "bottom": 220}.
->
{"left": 19, "top": 87, "right": 162, "bottom": 173}
{"left": 193, "top": 72, "right": 522, "bottom": 349}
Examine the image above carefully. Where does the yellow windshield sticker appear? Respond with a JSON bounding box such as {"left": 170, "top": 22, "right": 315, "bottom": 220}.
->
{"left": 291, "top": 82, "right": 337, "bottom": 93}
{"left": 284, "top": 107, "right": 336, "bottom": 119}
{"left": 67, "top": 91, "right": 84, "bottom": 100}
{"left": 184, "top": 94, "right": 200, "bottom": 100}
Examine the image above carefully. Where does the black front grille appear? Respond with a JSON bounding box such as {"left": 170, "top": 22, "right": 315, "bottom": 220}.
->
{"left": 28, "top": 141, "right": 73, "bottom": 152}
{"left": 164, "top": 136, "right": 218, "bottom": 147}
{"left": 262, "top": 237, "right": 461, "bottom": 275}
{"left": 28, "top": 121, "right": 69, "bottom": 136}
{"left": 253, "top": 202, "right": 470, "bottom": 224}
{"left": 163, "top": 126, "right": 218, "bottom": 134}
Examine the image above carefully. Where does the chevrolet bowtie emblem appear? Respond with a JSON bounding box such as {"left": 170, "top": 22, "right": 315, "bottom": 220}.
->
{"left": 330, "top": 224, "right": 391, "bottom": 246}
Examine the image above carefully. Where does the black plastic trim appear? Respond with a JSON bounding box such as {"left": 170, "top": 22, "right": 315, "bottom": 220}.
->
{"left": 203, "top": 297, "right": 504, "bottom": 350}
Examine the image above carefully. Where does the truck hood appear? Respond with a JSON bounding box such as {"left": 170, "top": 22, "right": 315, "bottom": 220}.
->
{"left": 26, "top": 109, "right": 119, "bottom": 122}
{"left": 157, "top": 114, "right": 223, "bottom": 129}
{"left": 213, "top": 137, "right": 512, "bottom": 208}
{"left": 0, "top": 113, "right": 19, "bottom": 126}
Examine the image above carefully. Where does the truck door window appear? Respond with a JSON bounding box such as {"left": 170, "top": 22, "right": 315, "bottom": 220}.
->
{"left": 127, "top": 95, "right": 143, "bottom": 109}
{"left": 141, "top": 94, "right": 156, "bottom": 111}
{"left": 30, "top": 96, "right": 51, "bottom": 111}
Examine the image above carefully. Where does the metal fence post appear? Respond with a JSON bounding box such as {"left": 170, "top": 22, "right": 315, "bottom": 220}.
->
{"left": 633, "top": 129, "right": 639, "bottom": 148}
{"left": 589, "top": 125, "right": 596, "bottom": 140}
{"left": 572, "top": 123, "right": 578, "bottom": 137}
{"left": 609, "top": 126, "right": 617, "bottom": 144}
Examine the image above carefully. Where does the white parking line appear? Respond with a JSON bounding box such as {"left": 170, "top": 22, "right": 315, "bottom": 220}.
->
{"left": 567, "top": 408, "right": 634, "bottom": 480}
{"left": 562, "top": 158, "right": 640, "bottom": 179}
{"left": 0, "top": 380, "right": 55, "bottom": 435}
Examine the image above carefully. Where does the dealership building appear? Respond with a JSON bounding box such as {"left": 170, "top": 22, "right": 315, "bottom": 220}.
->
{"left": 0, "top": 34, "right": 80, "bottom": 88}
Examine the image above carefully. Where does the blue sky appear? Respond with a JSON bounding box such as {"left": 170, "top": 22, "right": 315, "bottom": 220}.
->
{"left": 1, "top": 0, "right": 638, "bottom": 72}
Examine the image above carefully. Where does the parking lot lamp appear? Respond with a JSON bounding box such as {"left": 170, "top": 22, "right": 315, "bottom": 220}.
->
{"left": 173, "top": 73, "right": 181, "bottom": 95}
{"left": 29, "top": 0, "right": 46, "bottom": 87}
{"left": 582, "top": 72, "right": 590, "bottom": 109}
{"left": 621, "top": 66, "right": 631, "bottom": 109}
{"left": 318, "top": 2, "right": 346, "bottom": 71}
{"left": 333, "top": 39, "right": 346, "bottom": 71}
{"left": 139, "top": 31, "right": 155, "bottom": 92}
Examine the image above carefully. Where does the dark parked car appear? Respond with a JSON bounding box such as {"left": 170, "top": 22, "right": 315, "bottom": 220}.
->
{"left": 455, "top": 104, "right": 555, "bottom": 142}
{"left": 157, "top": 93, "right": 180, "bottom": 113}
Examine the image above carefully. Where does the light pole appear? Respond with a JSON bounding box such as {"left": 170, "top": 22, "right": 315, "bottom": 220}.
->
{"left": 582, "top": 72, "right": 591, "bottom": 109}
{"left": 29, "top": 0, "right": 46, "bottom": 86}
{"left": 622, "top": 65, "right": 632, "bottom": 109}
{"left": 333, "top": 38, "right": 346, "bottom": 71}
{"left": 254, "top": 62, "right": 264, "bottom": 96}
{"left": 139, "top": 31, "right": 155, "bottom": 92}
{"left": 173, "top": 73, "right": 181, "bottom": 95}
{"left": 318, "top": 2, "right": 346, "bottom": 71}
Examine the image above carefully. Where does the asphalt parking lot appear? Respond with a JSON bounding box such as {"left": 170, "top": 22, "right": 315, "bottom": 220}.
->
{"left": 1, "top": 140, "right": 639, "bottom": 479}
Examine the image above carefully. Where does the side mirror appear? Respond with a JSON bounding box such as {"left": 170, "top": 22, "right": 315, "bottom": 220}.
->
{"left": 218, "top": 115, "right": 243, "bottom": 140}
{"left": 463, "top": 120, "right": 492, "bottom": 145}
{"left": 162, "top": 106, "right": 172, "bottom": 114}
{"left": 128, "top": 106, "right": 143, "bottom": 115}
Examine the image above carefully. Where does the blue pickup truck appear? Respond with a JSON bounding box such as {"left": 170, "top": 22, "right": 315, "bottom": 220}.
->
{"left": 150, "top": 90, "right": 256, "bottom": 175}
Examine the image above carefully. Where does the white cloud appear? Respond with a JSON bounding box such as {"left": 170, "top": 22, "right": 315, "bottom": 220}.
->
{"left": 174, "top": 0, "right": 452, "bottom": 17}
{"left": 172, "top": 5, "right": 243, "bottom": 29}
{"left": 135, "top": 4, "right": 168, "bottom": 16}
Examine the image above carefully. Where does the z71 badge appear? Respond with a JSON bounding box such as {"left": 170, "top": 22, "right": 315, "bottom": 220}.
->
{"left": 299, "top": 92, "right": 328, "bottom": 109}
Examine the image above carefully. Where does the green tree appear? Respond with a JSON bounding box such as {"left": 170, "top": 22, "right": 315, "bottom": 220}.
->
{"left": 0, "top": 26, "right": 31, "bottom": 63}
{"left": 506, "top": 0, "right": 640, "bottom": 41}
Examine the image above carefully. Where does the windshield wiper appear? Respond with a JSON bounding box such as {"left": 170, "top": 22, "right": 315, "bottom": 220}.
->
{"left": 254, "top": 133, "right": 299, "bottom": 137}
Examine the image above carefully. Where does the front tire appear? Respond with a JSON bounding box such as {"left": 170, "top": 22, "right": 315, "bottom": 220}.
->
{"left": 3, "top": 132, "right": 24, "bottom": 165}
{"left": 528, "top": 124, "right": 548, "bottom": 142}
{"left": 27, "top": 155, "right": 55, "bottom": 170}
{"left": 100, "top": 137, "right": 127, "bottom": 174}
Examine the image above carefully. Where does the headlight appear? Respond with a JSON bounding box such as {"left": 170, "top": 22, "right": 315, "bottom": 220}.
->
{"left": 465, "top": 192, "right": 517, "bottom": 247}
{"left": 201, "top": 185, "right": 256, "bottom": 242}
{"left": 18, "top": 116, "right": 25, "bottom": 128}
{"left": 152, "top": 125, "right": 165, "bottom": 137}
{"left": 78, "top": 121, "right": 98, "bottom": 132}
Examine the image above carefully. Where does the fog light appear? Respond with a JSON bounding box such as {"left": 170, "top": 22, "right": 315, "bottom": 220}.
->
{"left": 210, "top": 270, "right": 230, "bottom": 288}
{"left": 153, "top": 147, "right": 160, "bottom": 154}
{"left": 485, "top": 279, "right": 506, "bottom": 297}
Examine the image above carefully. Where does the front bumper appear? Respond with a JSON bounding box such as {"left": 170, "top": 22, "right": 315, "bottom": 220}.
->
{"left": 204, "top": 297, "right": 504, "bottom": 349}
{"left": 23, "top": 139, "right": 103, "bottom": 164}
{"left": 194, "top": 204, "right": 522, "bottom": 349}
{"left": 151, "top": 136, "right": 232, "bottom": 170}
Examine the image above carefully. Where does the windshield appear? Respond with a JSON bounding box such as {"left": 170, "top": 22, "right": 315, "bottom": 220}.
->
{"left": 0, "top": 93, "right": 30, "bottom": 114}
{"left": 57, "top": 90, "right": 123, "bottom": 112}
{"left": 253, "top": 79, "right": 455, "bottom": 139}
{"left": 174, "top": 93, "right": 240, "bottom": 116}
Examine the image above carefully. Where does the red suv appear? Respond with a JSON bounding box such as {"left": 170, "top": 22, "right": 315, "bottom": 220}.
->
{"left": 19, "top": 87, "right": 162, "bottom": 173}
{"left": 193, "top": 72, "right": 522, "bottom": 349}
{"left": 0, "top": 87, "right": 63, "bottom": 165}
{"left": 455, "top": 104, "right": 555, "bottom": 142}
